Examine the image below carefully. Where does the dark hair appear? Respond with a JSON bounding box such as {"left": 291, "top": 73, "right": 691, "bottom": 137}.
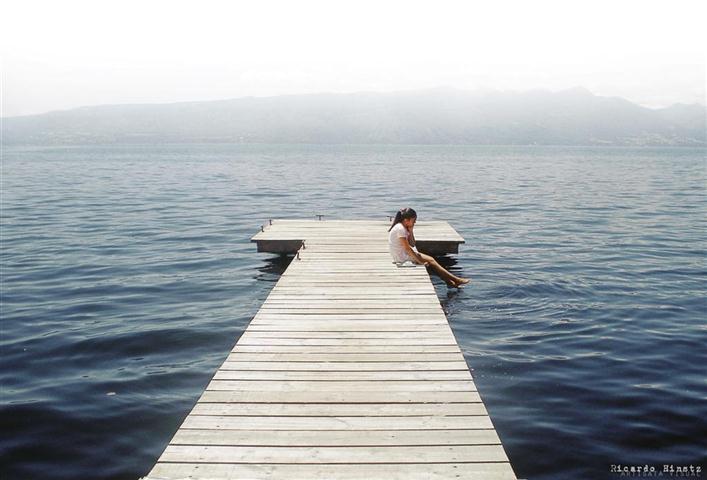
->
{"left": 388, "top": 207, "right": 417, "bottom": 231}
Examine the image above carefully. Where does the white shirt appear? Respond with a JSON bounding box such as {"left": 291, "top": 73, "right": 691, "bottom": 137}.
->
{"left": 388, "top": 222, "right": 417, "bottom": 263}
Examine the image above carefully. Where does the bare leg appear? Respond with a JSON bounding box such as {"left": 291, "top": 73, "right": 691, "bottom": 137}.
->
{"left": 417, "top": 252, "right": 470, "bottom": 287}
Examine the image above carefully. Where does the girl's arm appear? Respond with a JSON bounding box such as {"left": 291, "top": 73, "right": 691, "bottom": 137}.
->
{"left": 398, "top": 237, "right": 427, "bottom": 265}
{"left": 408, "top": 227, "right": 416, "bottom": 247}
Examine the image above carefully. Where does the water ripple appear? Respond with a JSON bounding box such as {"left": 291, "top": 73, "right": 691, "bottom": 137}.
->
{"left": 2, "top": 144, "right": 705, "bottom": 480}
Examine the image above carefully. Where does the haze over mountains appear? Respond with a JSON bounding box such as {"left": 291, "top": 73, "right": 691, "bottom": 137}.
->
{"left": 3, "top": 87, "right": 705, "bottom": 146}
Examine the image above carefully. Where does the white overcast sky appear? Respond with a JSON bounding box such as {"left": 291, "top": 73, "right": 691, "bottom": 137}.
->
{"left": 1, "top": 0, "right": 705, "bottom": 117}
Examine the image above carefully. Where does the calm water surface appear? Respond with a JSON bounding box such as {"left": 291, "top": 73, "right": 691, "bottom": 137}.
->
{"left": 1, "top": 144, "right": 706, "bottom": 479}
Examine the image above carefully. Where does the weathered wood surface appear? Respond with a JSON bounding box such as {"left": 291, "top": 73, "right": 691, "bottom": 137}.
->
{"left": 147, "top": 219, "right": 516, "bottom": 480}
{"left": 251, "top": 219, "right": 465, "bottom": 255}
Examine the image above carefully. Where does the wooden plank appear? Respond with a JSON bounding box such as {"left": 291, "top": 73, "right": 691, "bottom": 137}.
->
{"left": 265, "top": 293, "right": 436, "bottom": 298}
{"left": 253, "top": 312, "right": 442, "bottom": 315}
{"left": 169, "top": 427, "right": 500, "bottom": 446}
{"left": 190, "top": 402, "right": 488, "bottom": 416}
{"left": 234, "top": 338, "right": 457, "bottom": 346}
{"left": 264, "top": 295, "right": 440, "bottom": 300}
{"left": 248, "top": 323, "right": 449, "bottom": 331}
{"left": 277, "top": 277, "right": 429, "bottom": 280}
{"left": 247, "top": 326, "right": 449, "bottom": 332}
{"left": 279, "top": 268, "right": 426, "bottom": 271}
{"left": 239, "top": 331, "right": 456, "bottom": 339}
{"left": 243, "top": 324, "right": 454, "bottom": 332}
{"left": 253, "top": 314, "right": 448, "bottom": 320}
{"left": 241, "top": 332, "right": 456, "bottom": 338}
{"left": 260, "top": 302, "right": 443, "bottom": 308}
{"left": 263, "top": 295, "right": 441, "bottom": 300}
{"left": 249, "top": 316, "right": 450, "bottom": 323}
{"left": 250, "top": 319, "right": 451, "bottom": 324}
{"left": 272, "top": 281, "right": 431, "bottom": 284}
{"left": 281, "top": 270, "right": 427, "bottom": 273}
{"left": 232, "top": 345, "right": 462, "bottom": 353}
{"left": 261, "top": 295, "right": 443, "bottom": 301}
{"left": 225, "top": 353, "right": 466, "bottom": 362}
{"left": 220, "top": 361, "right": 470, "bottom": 370}
{"left": 267, "top": 291, "right": 437, "bottom": 295}
{"left": 271, "top": 282, "right": 434, "bottom": 286}
{"left": 278, "top": 271, "right": 423, "bottom": 274}
{"left": 212, "top": 370, "right": 473, "bottom": 381}
{"left": 180, "top": 415, "right": 493, "bottom": 430}
{"left": 197, "top": 391, "right": 483, "bottom": 404}
{"left": 158, "top": 444, "right": 507, "bottom": 463}
{"left": 206, "top": 380, "right": 477, "bottom": 392}
{"left": 149, "top": 463, "right": 516, "bottom": 480}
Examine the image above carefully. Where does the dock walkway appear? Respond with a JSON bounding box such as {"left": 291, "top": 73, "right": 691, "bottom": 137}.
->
{"left": 148, "top": 219, "right": 516, "bottom": 479}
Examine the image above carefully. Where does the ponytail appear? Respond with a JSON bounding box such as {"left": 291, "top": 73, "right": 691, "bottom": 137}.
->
{"left": 388, "top": 211, "right": 403, "bottom": 232}
{"left": 388, "top": 207, "right": 417, "bottom": 231}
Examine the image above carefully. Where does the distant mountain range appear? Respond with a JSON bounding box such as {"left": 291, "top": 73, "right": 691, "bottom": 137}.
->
{"left": 2, "top": 87, "right": 705, "bottom": 146}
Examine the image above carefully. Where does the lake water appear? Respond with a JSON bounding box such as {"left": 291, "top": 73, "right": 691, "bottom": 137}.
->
{"left": 1, "top": 144, "right": 705, "bottom": 479}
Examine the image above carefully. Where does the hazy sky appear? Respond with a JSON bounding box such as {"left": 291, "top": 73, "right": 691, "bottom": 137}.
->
{"left": 2, "top": 0, "right": 705, "bottom": 117}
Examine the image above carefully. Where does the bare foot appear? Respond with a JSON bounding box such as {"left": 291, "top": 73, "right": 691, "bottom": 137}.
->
{"left": 454, "top": 278, "right": 470, "bottom": 287}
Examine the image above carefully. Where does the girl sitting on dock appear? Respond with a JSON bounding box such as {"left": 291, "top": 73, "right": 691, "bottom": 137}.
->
{"left": 388, "top": 208, "right": 470, "bottom": 288}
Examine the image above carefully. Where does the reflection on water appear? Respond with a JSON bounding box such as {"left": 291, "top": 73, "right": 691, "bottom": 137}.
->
{"left": 255, "top": 253, "right": 294, "bottom": 281}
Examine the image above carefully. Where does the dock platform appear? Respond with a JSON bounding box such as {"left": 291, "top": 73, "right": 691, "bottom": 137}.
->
{"left": 147, "top": 219, "right": 517, "bottom": 479}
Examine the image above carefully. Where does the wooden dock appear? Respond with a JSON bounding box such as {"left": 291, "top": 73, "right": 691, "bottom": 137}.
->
{"left": 147, "top": 219, "right": 517, "bottom": 480}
